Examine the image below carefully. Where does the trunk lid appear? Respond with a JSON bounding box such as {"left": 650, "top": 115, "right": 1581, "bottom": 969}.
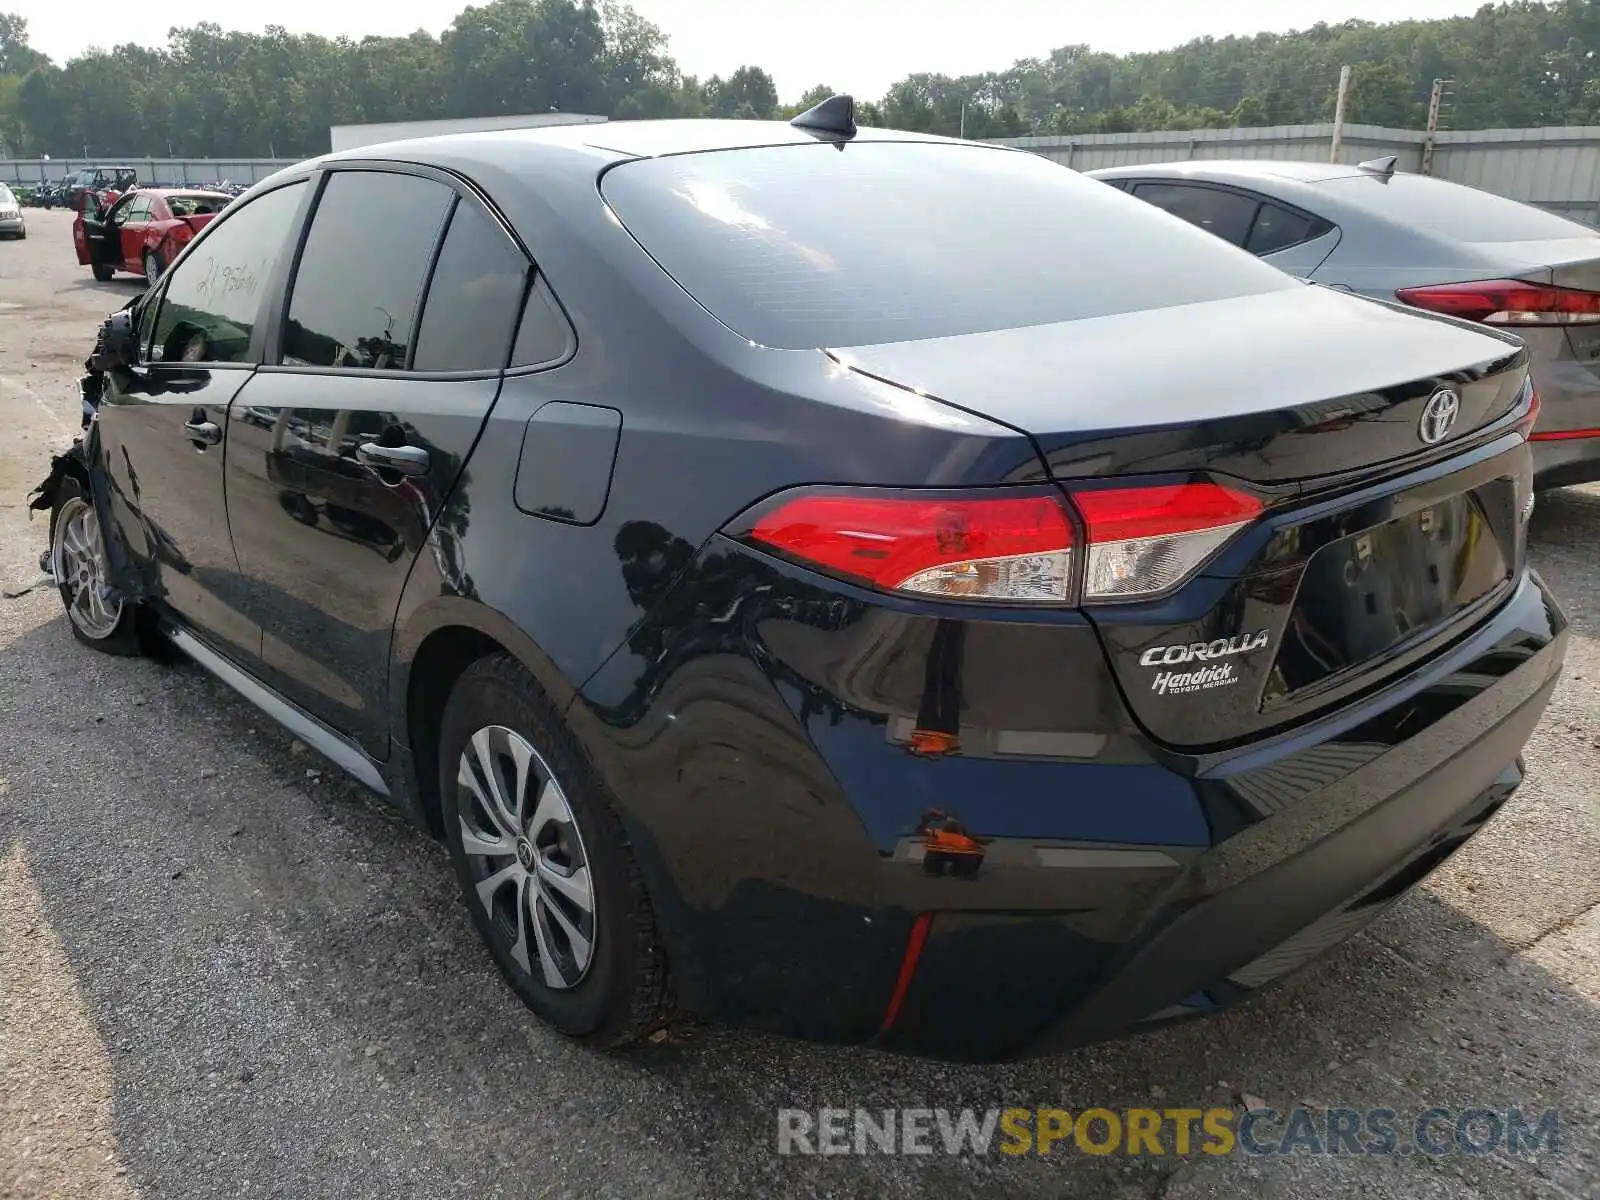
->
{"left": 831, "top": 286, "right": 1526, "bottom": 488}
{"left": 831, "top": 285, "right": 1534, "bottom": 749}
{"left": 1538, "top": 242, "right": 1600, "bottom": 367}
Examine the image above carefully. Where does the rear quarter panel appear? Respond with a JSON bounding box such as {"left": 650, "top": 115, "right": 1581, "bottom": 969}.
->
{"left": 387, "top": 143, "right": 1042, "bottom": 741}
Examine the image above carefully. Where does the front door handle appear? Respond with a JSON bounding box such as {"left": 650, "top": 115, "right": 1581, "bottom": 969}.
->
{"left": 356, "top": 441, "right": 430, "bottom": 476}
{"left": 183, "top": 415, "right": 222, "bottom": 446}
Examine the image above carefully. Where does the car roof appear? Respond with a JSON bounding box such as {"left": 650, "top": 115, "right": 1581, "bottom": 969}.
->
{"left": 240, "top": 120, "right": 1034, "bottom": 307}
{"left": 319, "top": 117, "right": 963, "bottom": 167}
{"left": 1088, "top": 159, "right": 1369, "bottom": 184}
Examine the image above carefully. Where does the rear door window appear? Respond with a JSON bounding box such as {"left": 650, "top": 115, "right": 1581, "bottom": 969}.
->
{"left": 411, "top": 202, "right": 528, "bottom": 372}
{"left": 1131, "top": 183, "right": 1258, "bottom": 246}
{"left": 601, "top": 143, "right": 1295, "bottom": 350}
{"left": 281, "top": 170, "right": 454, "bottom": 371}
{"left": 1246, "top": 202, "right": 1328, "bottom": 255}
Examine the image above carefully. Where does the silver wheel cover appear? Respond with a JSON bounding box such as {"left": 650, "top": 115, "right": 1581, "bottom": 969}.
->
{"left": 457, "top": 725, "right": 597, "bottom": 989}
{"left": 52, "top": 496, "right": 123, "bottom": 640}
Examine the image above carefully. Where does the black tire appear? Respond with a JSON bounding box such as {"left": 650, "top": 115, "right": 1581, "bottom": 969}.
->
{"left": 91, "top": 261, "right": 114, "bottom": 282}
{"left": 440, "top": 654, "right": 667, "bottom": 1047}
{"left": 142, "top": 248, "right": 164, "bottom": 283}
{"left": 48, "top": 475, "right": 143, "bottom": 656}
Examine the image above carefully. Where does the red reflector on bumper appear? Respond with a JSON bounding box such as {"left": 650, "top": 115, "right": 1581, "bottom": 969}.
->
{"left": 1530, "top": 427, "right": 1600, "bottom": 441}
{"left": 878, "top": 912, "right": 933, "bottom": 1035}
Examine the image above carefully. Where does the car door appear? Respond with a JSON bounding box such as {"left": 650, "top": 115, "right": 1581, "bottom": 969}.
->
{"left": 223, "top": 166, "right": 528, "bottom": 756}
{"left": 94, "top": 178, "right": 312, "bottom": 665}
{"left": 76, "top": 191, "right": 123, "bottom": 267}
{"left": 115, "top": 194, "right": 151, "bottom": 268}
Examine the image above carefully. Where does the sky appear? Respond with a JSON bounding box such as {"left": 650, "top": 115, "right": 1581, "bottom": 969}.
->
{"left": 25, "top": 0, "right": 1492, "bottom": 100}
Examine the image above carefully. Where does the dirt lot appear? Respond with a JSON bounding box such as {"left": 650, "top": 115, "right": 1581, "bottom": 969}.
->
{"left": 2, "top": 207, "right": 1599, "bottom": 1200}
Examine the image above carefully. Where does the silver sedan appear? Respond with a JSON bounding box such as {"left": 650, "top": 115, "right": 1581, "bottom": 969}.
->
{"left": 1090, "top": 158, "right": 1600, "bottom": 489}
{"left": 0, "top": 182, "right": 25, "bottom": 239}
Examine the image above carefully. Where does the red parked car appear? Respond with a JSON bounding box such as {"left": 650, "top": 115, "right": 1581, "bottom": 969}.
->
{"left": 74, "top": 188, "right": 233, "bottom": 283}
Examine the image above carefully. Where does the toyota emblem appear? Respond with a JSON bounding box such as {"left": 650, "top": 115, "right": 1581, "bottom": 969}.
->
{"left": 1419, "top": 388, "right": 1461, "bottom": 445}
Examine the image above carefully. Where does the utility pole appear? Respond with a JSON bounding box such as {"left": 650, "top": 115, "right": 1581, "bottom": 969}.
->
{"left": 960, "top": 101, "right": 967, "bottom": 140}
{"left": 1421, "top": 78, "right": 1450, "bottom": 176}
{"left": 1329, "top": 66, "right": 1353, "bottom": 163}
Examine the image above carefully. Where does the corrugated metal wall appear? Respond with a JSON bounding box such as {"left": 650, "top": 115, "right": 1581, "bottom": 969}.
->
{"left": 994, "top": 124, "right": 1600, "bottom": 225}
{"left": 6, "top": 125, "right": 1600, "bottom": 225}
{"left": 0, "top": 158, "right": 295, "bottom": 186}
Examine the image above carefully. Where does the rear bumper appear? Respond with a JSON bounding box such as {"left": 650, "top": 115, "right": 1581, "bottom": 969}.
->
{"left": 573, "top": 545, "right": 1566, "bottom": 1061}
{"left": 1531, "top": 432, "right": 1600, "bottom": 489}
{"left": 1532, "top": 355, "right": 1600, "bottom": 488}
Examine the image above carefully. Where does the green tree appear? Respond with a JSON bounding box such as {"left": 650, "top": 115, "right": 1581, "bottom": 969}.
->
{"left": 703, "top": 65, "right": 778, "bottom": 119}
{"left": 0, "top": 12, "right": 45, "bottom": 76}
{"left": 4, "top": 0, "right": 1598, "bottom": 157}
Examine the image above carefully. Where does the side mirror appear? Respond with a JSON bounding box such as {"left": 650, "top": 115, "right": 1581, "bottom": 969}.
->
{"left": 91, "top": 309, "right": 141, "bottom": 370}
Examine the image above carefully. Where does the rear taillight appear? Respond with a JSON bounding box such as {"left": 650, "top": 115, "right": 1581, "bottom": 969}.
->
{"left": 739, "top": 481, "right": 1260, "bottom": 605}
{"left": 1070, "top": 482, "right": 1263, "bottom": 601}
{"left": 745, "top": 492, "right": 1076, "bottom": 602}
{"left": 1517, "top": 383, "right": 1542, "bottom": 439}
{"left": 1396, "top": 279, "right": 1600, "bottom": 326}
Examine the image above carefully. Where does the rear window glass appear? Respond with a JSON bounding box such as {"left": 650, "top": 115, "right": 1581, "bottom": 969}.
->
{"left": 1132, "top": 183, "right": 1258, "bottom": 246}
{"left": 1247, "top": 203, "right": 1323, "bottom": 254}
{"left": 601, "top": 143, "right": 1296, "bottom": 349}
{"left": 1316, "top": 173, "right": 1596, "bottom": 243}
{"left": 167, "top": 194, "right": 228, "bottom": 217}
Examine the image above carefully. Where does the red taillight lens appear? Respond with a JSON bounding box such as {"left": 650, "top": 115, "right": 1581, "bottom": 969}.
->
{"left": 1068, "top": 482, "right": 1263, "bottom": 601}
{"left": 1517, "top": 383, "right": 1541, "bottom": 439}
{"left": 741, "top": 480, "right": 1261, "bottom": 605}
{"left": 1396, "top": 279, "right": 1600, "bottom": 326}
{"left": 747, "top": 492, "right": 1076, "bottom": 602}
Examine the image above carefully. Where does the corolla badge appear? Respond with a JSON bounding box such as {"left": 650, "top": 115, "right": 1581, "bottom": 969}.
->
{"left": 1419, "top": 388, "right": 1461, "bottom": 445}
{"left": 1140, "top": 630, "right": 1270, "bottom": 668}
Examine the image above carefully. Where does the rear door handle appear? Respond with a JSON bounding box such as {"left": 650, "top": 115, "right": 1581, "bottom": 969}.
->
{"left": 183, "top": 416, "right": 222, "bottom": 446}
{"left": 356, "top": 441, "right": 430, "bottom": 476}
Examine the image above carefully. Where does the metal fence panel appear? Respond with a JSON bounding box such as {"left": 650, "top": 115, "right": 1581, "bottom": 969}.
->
{"left": 6, "top": 124, "right": 1600, "bottom": 225}
{"left": 0, "top": 157, "right": 298, "bottom": 186}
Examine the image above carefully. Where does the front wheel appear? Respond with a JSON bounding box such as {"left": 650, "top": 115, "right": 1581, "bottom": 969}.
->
{"left": 49, "top": 476, "right": 143, "bottom": 655}
{"left": 440, "top": 655, "right": 668, "bottom": 1047}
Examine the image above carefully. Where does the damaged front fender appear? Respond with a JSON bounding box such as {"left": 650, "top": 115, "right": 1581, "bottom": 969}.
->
{"left": 25, "top": 416, "right": 150, "bottom": 608}
{"left": 27, "top": 439, "right": 90, "bottom": 520}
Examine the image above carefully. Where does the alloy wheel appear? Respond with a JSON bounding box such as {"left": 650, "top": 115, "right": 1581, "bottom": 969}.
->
{"left": 52, "top": 496, "right": 123, "bottom": 640}
{"left": 456, "top": 725, "right": 597, "bottom": 990}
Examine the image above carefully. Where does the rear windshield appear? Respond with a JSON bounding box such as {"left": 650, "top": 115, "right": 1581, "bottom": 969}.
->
{"left": 166, "top": 194, "right": 228, "bottom": 217}
{"left": 601, "top": 142, "right": 1297, "bottom": 349}
{"left": 1315, "top": 173, "right": 1596, "bottom": 243}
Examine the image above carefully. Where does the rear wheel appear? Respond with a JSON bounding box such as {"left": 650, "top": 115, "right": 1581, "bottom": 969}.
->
{"left": 49, "top": 476, "right": 142, "bottom": 656}
{"left": 439, "top": 655, "right": 667, "bottom": 1047}
{"left": 142, "top": 249, "right": 164, "bottom": 284}
{"left": 91, "top": 261, "right": 114, "bottom": 282}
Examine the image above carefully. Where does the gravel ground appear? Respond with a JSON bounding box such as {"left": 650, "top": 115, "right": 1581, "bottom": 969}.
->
{"left": 2, "top": 208, "right": 1598, "bottom": 1200}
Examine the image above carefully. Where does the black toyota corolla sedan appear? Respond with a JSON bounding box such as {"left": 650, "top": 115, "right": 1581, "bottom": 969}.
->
{"left": 34, "top": 100, "right": 1566, "bottom": 1061}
